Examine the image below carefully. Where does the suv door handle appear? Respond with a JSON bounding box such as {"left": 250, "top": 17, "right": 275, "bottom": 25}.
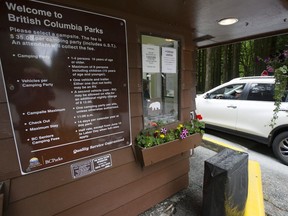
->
{"left": 227, "top": 105, "right": 237, "bottom": 109}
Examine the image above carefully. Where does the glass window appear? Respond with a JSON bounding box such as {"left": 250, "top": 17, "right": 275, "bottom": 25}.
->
{"left": 207, "top": 84, "right": 245, "bottom": 100}
{"left": 247, "top": 83, "right": 277, "bottom": 101}
{"left": 247, "top": 83, "right": 274, "bottom": 101}
{"left": 141, "top": 35, "right": 179, "bottom": 127}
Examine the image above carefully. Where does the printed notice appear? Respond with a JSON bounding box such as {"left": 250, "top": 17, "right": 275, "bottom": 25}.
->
{"left": 161, "top": 47, "right": 177, "bottom": 73}
{"left": 0, "top": 0, "right": 131, "bottom": 174}
{"left": 142, "top": 44, "right": 160, "bottom": 73}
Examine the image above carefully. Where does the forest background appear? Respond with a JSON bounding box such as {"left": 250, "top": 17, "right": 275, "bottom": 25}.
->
{"left": 197, "top": 34, "right": 288, "bottom": 93}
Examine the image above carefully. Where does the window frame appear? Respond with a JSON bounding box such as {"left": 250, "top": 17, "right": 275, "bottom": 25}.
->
{"left": 140, "top": 34, "right": 181, "bottom": 128}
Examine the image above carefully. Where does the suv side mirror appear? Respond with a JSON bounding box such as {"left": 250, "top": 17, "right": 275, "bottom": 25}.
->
{"left": 204, "top": 93, "right": 211, "bottom": 99}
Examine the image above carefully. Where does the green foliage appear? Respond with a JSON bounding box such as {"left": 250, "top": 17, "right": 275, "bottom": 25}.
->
{"left": 136, "top": 117, "right": 205, "bottom": 148}
{"left": 257, "top": 49, "right": 288, "bottom": 127}
{"left": 240, "top": 40, "right": 255, "bottom": 76}
{"left": 224, "top": 196, "right": 245, "bottom": 216}
{"left": 197, "top": 34, "right": 288, "bottom": 92}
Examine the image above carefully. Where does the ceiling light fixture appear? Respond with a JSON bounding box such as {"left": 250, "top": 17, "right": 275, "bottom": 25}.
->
{"left": 218, "top": 17, "right": 239, "bottom": 26}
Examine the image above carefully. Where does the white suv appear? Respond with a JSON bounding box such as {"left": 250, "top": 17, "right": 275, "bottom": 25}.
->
{"left": 196, "top": 76, "right": 288, "bottom": 165}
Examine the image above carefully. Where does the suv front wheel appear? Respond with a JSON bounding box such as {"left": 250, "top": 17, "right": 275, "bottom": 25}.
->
{"left": 272, "top": 132, "right": 288, "bottom": 165}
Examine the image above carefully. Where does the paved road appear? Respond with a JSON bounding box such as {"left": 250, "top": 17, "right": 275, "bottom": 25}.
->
{"left": 204, "top": 131, "right": 288, "bottom": 216}
{"left": 140, "top": 131, "right": 288, "bottom": 216}
{"left": 139, "top": 145, "right": 217, "bottom": 216}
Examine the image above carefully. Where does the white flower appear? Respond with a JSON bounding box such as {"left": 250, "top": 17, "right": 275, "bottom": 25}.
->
{"left": 279, "top": 65, "right": 288, "bottom": 74}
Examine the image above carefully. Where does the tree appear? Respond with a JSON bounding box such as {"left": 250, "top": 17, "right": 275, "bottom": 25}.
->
{"left": 197, "top": 49, "right": 206, "bottom": 92}
{"left": 231, "top": 43, "right": 241, "bottom": 78}
{"left": 212, "top": 46, "right": 222, "bottom": 86}
{"left": 254, "top": 37, "right": 277, "bottom": 75}
{"left": 196, "top": 34, "right": 288, "bottom": 92}
{"left": 239, "top": 40, "right": 254, "bottom": 76}
{"left": 204, "top": 47, "right": 213, "bottom": 91}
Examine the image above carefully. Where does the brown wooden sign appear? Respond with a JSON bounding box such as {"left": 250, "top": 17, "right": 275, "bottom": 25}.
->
{"left": 0, "top": 0, "right": 131, "bottom": 174}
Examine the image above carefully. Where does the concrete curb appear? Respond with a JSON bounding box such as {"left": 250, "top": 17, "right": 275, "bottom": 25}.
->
{"left": 202, "top": 136, "right": 265, "bottom": 216}
{"left": 244, "top": 161, "right": 265, "bottom": 216}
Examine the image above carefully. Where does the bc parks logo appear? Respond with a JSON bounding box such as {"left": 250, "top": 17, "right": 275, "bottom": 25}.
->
{"left": 26, "top": 157, "right": 42, "bottom": 172}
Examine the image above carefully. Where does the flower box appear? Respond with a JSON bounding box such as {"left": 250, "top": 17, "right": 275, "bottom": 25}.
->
{"left": 135, "top": 133, "right": 202, "bottom": 167}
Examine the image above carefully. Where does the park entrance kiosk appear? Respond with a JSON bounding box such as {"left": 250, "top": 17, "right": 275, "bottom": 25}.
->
{"left": 0, "top": 0, "right": 200, "bottom": 215}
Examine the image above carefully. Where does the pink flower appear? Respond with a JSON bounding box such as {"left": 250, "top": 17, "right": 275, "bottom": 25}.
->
{"left": 266, "top": 66, "right": 274, "bottom": 73}
{"left": 180, "top": 128, "right": 189, "bottom": 139}
{"left": 284, "top": 50, "right": 288, "bottom": 58}
{"left": 180, "top": 133, "right": 186, "bottom": 139}
{"left": 160, "top": 128, "right": 167, "bottom": 135}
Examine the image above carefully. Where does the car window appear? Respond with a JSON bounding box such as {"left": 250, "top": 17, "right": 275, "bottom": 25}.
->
{"left": 207, "top": 84, "right": 245, "bottom": 99}
{"left": 247, "top": 83, "right": 288, "bottom": 102}
{"left": 247, "top": 83, "right": 274, "bottom": 101}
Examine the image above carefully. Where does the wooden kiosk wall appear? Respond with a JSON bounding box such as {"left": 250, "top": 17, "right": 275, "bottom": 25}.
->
{"left": 0, "top": 1, "right": 198, "bottom": 215}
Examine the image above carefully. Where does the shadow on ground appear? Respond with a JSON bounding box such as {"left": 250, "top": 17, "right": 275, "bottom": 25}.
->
{"left": 139, "top": 145, "right": 216, "bottom": 216}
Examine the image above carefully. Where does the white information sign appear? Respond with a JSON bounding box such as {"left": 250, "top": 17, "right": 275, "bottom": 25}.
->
{"left": 161, "top": 47, "right": 177, "bottom": 73}
{"left": 142, "top": 44, "right": 160, "bottom": 73}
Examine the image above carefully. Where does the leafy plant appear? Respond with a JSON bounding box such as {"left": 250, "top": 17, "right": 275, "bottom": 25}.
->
{"left": 257, "top": 48, "right": 288, "bottom": 127}
{"left": 136, "top": 115, "right": 205, "bottom": 148}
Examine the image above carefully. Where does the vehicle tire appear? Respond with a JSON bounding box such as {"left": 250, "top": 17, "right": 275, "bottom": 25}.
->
{"left": 272, "top": 132, "right": 288, "bottom": 166}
